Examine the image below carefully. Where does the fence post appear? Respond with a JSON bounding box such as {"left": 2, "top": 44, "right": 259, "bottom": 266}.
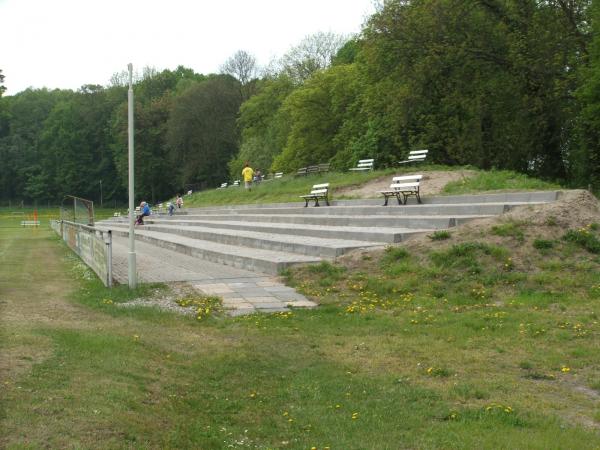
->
{"left": 105, "top": 230, "right": 113, "bottom": 288}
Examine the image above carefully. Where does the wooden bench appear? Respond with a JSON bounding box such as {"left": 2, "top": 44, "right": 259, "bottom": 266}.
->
{"left": 300, "top": 183, "right": 330, "bottom": 207}
{"left": 297, "top": 163, "right": 331, "bottom": 177}
{"left": 21, "top": 220, "right": 40, "bottom": 227}
{"left": 399, "top": 149, "right": 428, "bottom": 164}
{"left": 349, "top": 159, "right": 374, "bottom": 171}
{"left": 379, "top": 174, "right": 423, "bottom": 205}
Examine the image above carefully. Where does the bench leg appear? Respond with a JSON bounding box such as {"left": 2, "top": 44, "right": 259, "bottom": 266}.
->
{"left": 314, "top": 198, "right": 320, "bottom": 207}
{"left": 325, "top": 197, "right": 329, "bottom": 206}
{"left": 304, "top": 199, "right": 309, "bottom": 207}
{"left": 383, "top": 195, "right": 389, "bottom": 206}
{"left": 396, "top": 194, "right": 402, "bottom": 205}
{"left": 416, "top": 191, "right": 422, "bottom": 204}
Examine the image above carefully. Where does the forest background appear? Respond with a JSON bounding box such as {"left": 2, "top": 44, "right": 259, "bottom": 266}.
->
{"left": 2, "top": 0, "right": 600, "bottom": 206}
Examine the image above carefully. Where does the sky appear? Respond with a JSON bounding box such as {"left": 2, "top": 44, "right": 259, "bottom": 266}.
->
{"left": 0, "top": 0, "right": 376, "bottom": 96}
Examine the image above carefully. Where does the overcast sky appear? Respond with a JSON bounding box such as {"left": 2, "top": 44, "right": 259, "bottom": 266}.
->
{"left": 0, "top": 0, "right": 376, "bottom": 96}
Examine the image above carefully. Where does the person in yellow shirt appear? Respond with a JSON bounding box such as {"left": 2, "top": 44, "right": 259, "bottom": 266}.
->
{"left": 241, "top": 162, "right": 254, "bottom": 191}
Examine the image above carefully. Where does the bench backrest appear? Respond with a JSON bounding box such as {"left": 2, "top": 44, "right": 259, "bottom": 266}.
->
{"left": 409, "top": 150, "right": 428, "bottom": 156}
{"left": 220, "top": 182, "right": 228, "bottom": 188}
{"left": 275, "top": 172, "right": 283, "bottom": 178}
{"left": 392, "top": 174, "right": 422, "bottom": 183}
{"left": 310, "top": 183, "right": 329, "bottom": 194}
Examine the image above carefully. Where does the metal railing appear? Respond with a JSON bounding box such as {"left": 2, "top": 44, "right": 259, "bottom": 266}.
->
{"left": 51, "top": 220, "right": 113, "bottom": 287}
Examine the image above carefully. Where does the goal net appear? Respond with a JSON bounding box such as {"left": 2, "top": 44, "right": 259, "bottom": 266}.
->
{"left": 60, "top": 195, "right": 95, "bottom": 225}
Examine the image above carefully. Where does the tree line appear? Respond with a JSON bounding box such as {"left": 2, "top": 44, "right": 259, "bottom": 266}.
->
{"left": 1, "top": 0, "right": 599, "bottom": 206}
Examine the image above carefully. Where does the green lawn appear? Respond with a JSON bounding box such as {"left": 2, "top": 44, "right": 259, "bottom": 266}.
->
{"left": 182, "top": 166, "right": 561, "bottom": 208}
{"left": 1, "top": 211, "right": 599, "bottom": 448}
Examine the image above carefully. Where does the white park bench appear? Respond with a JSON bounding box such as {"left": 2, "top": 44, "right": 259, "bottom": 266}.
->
{"left": 274, "top": 172, "right": 283, "bottom": 178}
{"left": 399, "top": 149, "right": 428, "bottom": 164}
{"left": 217, "top": 182, "right": 228, "bottom": 189}
{"left": 21, "top": 220, "right": 40, "bottom": 227}
{"left": 349, "top": 159, "right": 374, "bottom": 171}
{"left": 186, "top": 190, "right": 193, "bottom": 195}
{"left": 113, "top": 212, "right": 121, "bottom": 217}
{"left": 379, "top": 174, "right": 423, "bottom": 205}
{"left": 232, "top": 180, "right": 241, "bottom": 187}
{"left": 300, "top": 183, "right": 330, "bottom": 207}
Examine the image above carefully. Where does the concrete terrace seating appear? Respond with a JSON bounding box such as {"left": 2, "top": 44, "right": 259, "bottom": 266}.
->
{"left": 349, "top": 159, "right": 374, "bottom": 172}
{"left": 300, "top": 183, "right": 330, "bottom": 207}
{"left": 296, "top": 163, "right": 331, "bottom": 177}
{"left": 99, "top": 191, "right": 560, "bottom": 276}
{"left": 380, "top": 174, "right": 423, "bottom": 206}
{"left": 399, "top": 149, "right": 428, "bottom": 164}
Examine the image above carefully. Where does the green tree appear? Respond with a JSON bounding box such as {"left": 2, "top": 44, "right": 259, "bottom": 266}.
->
{"left": 229, "top": 76, "right": 295, "bottom": 178}
{"left": 271, "top": 64, "right": 364, "bottom": 172}
{"left": 0, "top": 69, "right": 6, "bottom": 97}
{"left": 167, "top": 75, "right": 242, "bottom": 188}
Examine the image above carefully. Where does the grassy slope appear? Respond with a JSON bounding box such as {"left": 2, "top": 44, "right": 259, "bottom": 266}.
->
{"left": 181, "top": 166, "right": 561, "bottom": 208}
{"left": 2, "top": 214, "right": 600, "bottom": 447}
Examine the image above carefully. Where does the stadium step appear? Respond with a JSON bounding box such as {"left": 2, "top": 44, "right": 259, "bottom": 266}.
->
{"left": 99, "top": 191, "right": 560, "bottom": 275}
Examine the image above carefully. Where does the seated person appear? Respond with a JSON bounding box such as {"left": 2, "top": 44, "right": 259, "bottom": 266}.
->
{"left": 135, "top": 201, "right": 151, "bottom": 225}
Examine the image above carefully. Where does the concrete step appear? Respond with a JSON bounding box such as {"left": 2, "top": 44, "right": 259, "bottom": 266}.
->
{"left": 106, "top": 222, "right": 385, "bottom": 257}
{"left": 127, "top": 219, "right": 430, "bottom": 243}
{"left": 104, "top": 227, "right": 322, "bottom": 276}
{"left": 141, "top": 213, "right": 489, "bottom": 229}
{"left": 181, "top": 202, "right": 542, "bottom": 217}
{"left": 183, "top": 191, "right": 559, "bottom": 212}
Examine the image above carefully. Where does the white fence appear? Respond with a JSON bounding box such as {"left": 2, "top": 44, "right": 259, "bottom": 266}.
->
{"left": 51, "top": 220, "right": 113, "bottom": 287}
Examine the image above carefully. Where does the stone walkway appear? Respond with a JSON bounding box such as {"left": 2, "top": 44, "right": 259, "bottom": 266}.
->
{"left": 110, "top": 236, "right": 316, "bottom": 315}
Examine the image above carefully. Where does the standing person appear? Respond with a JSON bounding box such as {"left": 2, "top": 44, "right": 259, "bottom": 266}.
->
{"left": 135, "top": 201, "right": 151, "bottom": 225}
{"left": 242, "top": 162, "right": 254, "bottom": 191}
{"left": 176, "top": 194, "right": 183, "bottom": 209}
{"left": 167, "top": 202, "right": 175, "bottom": 216}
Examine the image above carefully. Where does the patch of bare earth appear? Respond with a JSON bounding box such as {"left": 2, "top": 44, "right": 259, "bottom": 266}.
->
{"left": 341, "top": 189, "right": 600, "bottom": 270}
{"left": 334, "top": 169, "right": 477, "bottom": 198}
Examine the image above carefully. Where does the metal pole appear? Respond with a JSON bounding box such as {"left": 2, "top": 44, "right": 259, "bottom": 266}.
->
{"left": 100, "top": 180, "right": 103, "bottom": 207}
{"left": 127, "top": 63, "right": 137, "bottom": 289}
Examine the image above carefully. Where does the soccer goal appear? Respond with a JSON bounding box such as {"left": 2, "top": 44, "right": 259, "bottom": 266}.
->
{"left": 60, "top": 195, "right": 95, "bottom": 226}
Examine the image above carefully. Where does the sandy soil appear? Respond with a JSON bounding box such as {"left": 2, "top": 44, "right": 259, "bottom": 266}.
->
{"left": 335, "top": 169, "right": 478, "bottom": 198}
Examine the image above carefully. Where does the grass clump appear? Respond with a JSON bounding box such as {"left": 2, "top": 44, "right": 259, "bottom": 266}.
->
{"left": 443, "top": 170, "right": 560, "bottom": 195}
{"left": 176, "top": 295, "right": 223, "bottom": 320}
{"left": 381, "top": 246, "right": 410, "bottom": 265}
{"left": 533, "top": 239, "right": 554, "bottom": 250}
{"left": 563, "top": 226, "right": 600, "bottom": 254}
{"left": 428, "top": 230, "right": 452, "bottom": 241}
{"left": 491, "top": 222, "right": 525, "bottom": 241}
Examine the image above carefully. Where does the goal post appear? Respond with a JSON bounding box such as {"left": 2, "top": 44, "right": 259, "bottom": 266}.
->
{"left": 60, "top": 195, "right": 95, "bottom": 226}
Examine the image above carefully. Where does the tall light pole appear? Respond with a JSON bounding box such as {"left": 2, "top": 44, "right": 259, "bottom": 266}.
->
{"left": 99, "top": 179, "right": 103, "bottom": 207}
{"left": 127, "top": 63, "right": 137, "bottom": 289}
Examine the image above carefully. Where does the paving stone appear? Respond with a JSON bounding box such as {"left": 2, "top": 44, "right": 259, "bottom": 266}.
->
{"left": 286, "top": 300, "right": 318, "bottom": 308}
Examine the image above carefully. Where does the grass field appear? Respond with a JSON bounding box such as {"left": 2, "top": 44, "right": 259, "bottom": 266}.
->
{"left": 2, "top": 204, "right": 600, "bottom": 448}
{"left": 181, "top": 166, "right": 562, "bottom": 208}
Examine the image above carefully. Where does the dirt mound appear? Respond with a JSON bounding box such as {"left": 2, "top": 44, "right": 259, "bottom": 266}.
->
{"left": 341, "top": 189, "right": 600, "bottom": 266}
{"left": 335, "top": 169, "right": 477, "bottom": 198}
